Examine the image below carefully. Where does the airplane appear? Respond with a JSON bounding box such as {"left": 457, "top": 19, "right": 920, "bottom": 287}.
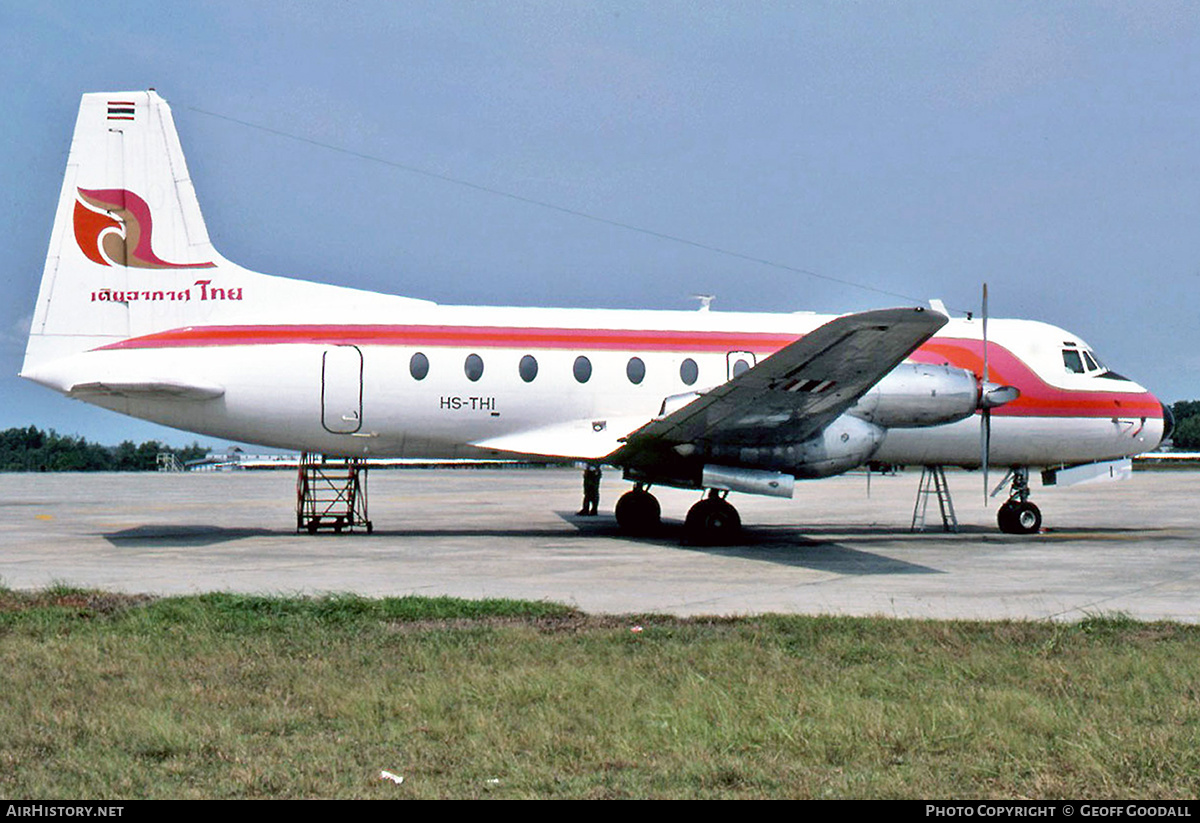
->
{"left": 20, "top": 91, "right": 1172, "bottom": 541}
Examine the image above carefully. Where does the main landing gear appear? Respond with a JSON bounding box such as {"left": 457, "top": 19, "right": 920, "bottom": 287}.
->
{"left": 996, "top": 467, "right": 1041, "bottom": 535}
{"left": 683, "top": 489, "right": 741, "bottom": 545}
{"left": 614, "top": 485, "right": 743, "bottom": 544}
{"left": 614, "top": 484, "right": 661, "bottom": 535}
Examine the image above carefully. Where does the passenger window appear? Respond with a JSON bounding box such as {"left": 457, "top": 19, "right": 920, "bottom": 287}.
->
{"left": 1062, "top": 350, "right": 1084, "bottom": 374}
{"left": 680, "top": 358, "right": 698, "bottom": 386}
{"left": 626, "top": 356, "right": 645, "bottom": 385}
{"left": 519, "top": 354, "right": 538, "bottom": 383}
{"left": 573, "top": 355, "right": 592, "bottom": 383}
{"left": 409, "top": 352, "right": 429, "bottom": 381}
{"left": 464, "top": 353, "right": 484, "bottom": 382}
{"left": 733, "top": 358, "right": 750, "bottom": 377}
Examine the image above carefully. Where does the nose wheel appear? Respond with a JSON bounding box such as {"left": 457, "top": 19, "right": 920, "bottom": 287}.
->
{"left": 996, "top": 467, "right": 1042, "bottom": 534}
{"left": 998, "top": 500, "right": 1041, "bottom": 534}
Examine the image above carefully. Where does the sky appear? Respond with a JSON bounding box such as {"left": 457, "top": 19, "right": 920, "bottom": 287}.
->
{"left": 1, "top": 1, "right": 1197, "bottom": 448}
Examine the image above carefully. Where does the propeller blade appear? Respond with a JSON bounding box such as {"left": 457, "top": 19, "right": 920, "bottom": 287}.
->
{"left": 981, "top": 283, "right": 989, "bottom": 385}
{"left": 982, "top": 408, "right": 990, "bottom": 504}
{"left": 981, "top": 283, "right": 990, "bottom": 504}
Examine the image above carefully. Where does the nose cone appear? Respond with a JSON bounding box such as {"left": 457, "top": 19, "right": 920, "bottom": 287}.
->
{"left": 1160, "top": 401, "right": 1175, "bottom": 446}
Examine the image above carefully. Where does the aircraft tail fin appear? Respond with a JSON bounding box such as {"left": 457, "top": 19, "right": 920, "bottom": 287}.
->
{"left": 22, "top": 90, "right": 236, "bottom": 373}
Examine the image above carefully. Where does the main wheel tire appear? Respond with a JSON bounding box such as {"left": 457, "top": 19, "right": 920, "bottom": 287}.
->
{"left": 684, "top": 498, "right": 742, "bottom": 545}
{"left": 998, "top": 500, "right": 1042, "bottom": 534}
{"left": 615, "top": 489, "right": 661, "bottom": 535}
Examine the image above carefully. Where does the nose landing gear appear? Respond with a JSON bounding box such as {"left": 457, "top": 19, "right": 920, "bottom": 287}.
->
{"left": 996, "top": 467, "right": 1041, "bottom": 534}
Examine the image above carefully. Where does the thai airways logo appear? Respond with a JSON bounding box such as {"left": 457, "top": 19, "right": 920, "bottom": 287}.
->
{"left": 73, "top": 187, "right": 215, "bottom": 269}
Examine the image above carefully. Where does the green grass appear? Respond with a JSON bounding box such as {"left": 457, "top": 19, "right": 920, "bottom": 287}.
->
{"left": 1, "top": 588, "right": 1198, "bottom": 798}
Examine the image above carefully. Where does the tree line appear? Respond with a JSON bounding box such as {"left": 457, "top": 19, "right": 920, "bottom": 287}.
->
{"left": 2, "top": 404, "right": 1197, "bottom": 472}
{"left": 0, "top": 426, "right": 209, "bottom": 472}
{"left": 1171, "top": 401, "right": 1200, "bottom": 451}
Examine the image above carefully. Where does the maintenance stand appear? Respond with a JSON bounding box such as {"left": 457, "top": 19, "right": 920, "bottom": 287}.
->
{"left": 296, "top": 452, "right": 372, "bottom": 534}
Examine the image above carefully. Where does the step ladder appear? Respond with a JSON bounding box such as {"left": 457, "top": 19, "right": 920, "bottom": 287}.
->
{"left": 296, "top": 452, "right": 372, "bottom": 534}
{"left": 911, "top": 465, "right": 958, "bottom": 533}
{"left": 156, "top": 452, "right": 183, "bottom": 472}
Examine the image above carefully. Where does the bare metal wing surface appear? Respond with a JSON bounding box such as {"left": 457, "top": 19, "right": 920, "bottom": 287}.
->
{"left": 612, "top": 307, "right": 948, "bottom": 461}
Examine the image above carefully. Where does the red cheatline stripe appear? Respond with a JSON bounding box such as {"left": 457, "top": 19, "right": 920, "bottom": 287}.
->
{"left": 98, "top": 324, "right": 804, "bottom": 353}
{"left": 94, "top": 324, "right": 1163, "bottom": 420}
{"left": 911, "top": 338, "right": 1162, "bottom": 418}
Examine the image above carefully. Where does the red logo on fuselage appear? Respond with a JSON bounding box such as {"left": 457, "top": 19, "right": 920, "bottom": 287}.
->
{"left": 73, "top": 188, "right": 215, "bottom": 269}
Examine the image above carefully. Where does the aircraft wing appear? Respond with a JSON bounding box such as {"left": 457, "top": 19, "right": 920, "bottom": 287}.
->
{"left": 612, "top": 307, "right": 947, "bottom": 458}
{"left": 470, "top": 415, "right": 656, "bottom": 461}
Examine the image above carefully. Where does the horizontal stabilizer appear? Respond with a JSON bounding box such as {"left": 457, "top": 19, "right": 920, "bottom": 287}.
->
{"left": 68, "top": 377, "right": 225, "bottom": 401}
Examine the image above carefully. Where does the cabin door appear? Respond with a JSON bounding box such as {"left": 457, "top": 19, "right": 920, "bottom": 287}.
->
{"left": 321, "top": 345, "right": 363, "bottom": 434}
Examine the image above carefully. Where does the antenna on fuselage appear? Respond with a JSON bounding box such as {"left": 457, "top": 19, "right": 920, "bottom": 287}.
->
{"left": 691, "top": 294, "right": 715, "bottom": 312}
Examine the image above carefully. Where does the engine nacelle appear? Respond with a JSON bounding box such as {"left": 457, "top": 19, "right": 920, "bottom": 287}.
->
{"left": 697, "top": 415, "right": 886, "bottom": 481}
{"left": 790, "top": 414, "right": 887, "bottom": 478}
{"left": 849, "top": 362, "right": 978, "bottom": 428}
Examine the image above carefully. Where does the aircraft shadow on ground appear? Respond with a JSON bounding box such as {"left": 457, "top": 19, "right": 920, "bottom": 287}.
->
{"left": 678, "top": 540, "right": 942, "bottom": 576}
{"left": 555, "top": 512, "right": 943, "bottom": 576}
{"left": 101, "top": 516, "right": 1177, "bottom": 574}
{"left": 103, "top": 522, "right": 619, "bottom": 544}
{"left": 103, "top": 524, "right": 278, "bottom": 547}
{"left": 98, "top": 517, "right": 937, "bottom": 576}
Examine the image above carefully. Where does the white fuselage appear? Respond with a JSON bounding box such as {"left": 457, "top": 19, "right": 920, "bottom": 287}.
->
{"left": 25, "top": 288, "right": 1166, "bottom": 475}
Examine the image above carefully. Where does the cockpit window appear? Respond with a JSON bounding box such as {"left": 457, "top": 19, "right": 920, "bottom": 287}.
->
{"left": 1062, "top": 349, "right": 1085, "bottom": 374}
{"left": 1065, "top": 346, "right": 1122, "bottom": 378}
